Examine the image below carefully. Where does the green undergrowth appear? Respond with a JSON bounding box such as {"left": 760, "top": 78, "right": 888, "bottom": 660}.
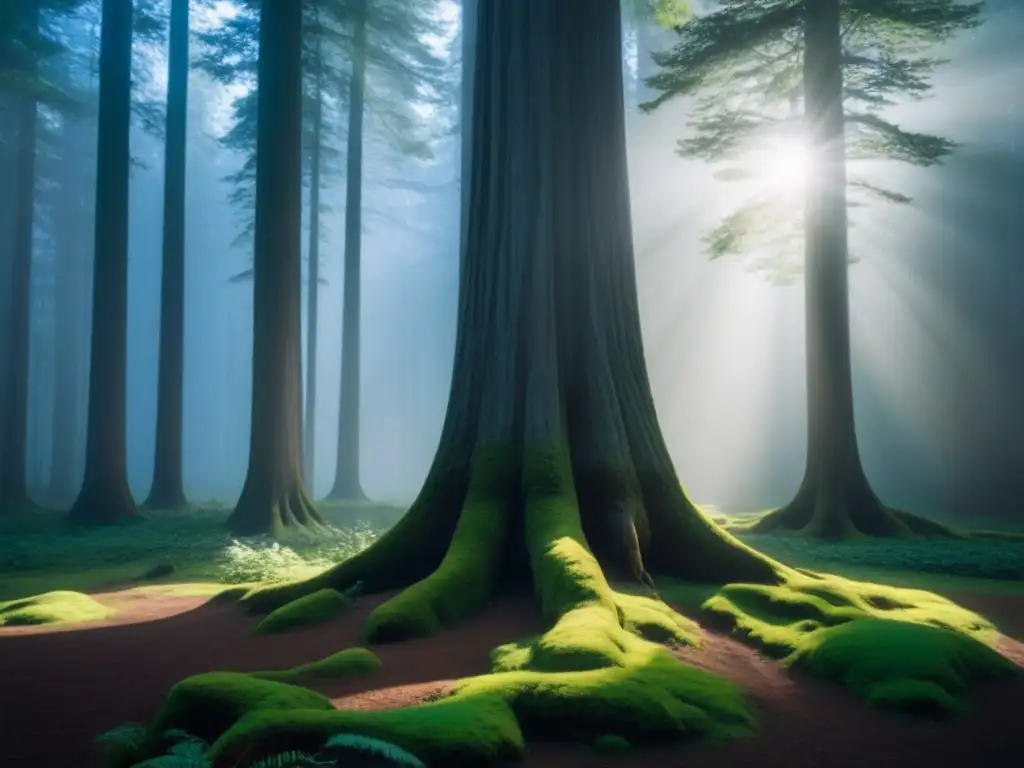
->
{"left": 251, "top": 647, "right": 382, "bottom": 683}
{"left": 253, "top": 588, "right": 352, "bottom": 635}
{"left": 0, "top": 590, "right": 112, "bottom": 626}
{"left": 697, "top": 570, "right": 1020, "bottom": 717}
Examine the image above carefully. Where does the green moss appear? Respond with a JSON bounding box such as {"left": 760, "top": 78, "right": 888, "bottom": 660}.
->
{"left": 252, "top": 647, "right": 382, "bottom": 682}
{"left": 151, "top": 672, "right": 334, "bottom": 745}
{"left": 209, "top": 693, "right": 523, "bottom": 768}
{"left": 0, "top": 590, "right": 112, "bottom": 626}
{"left": 593, "top": 733, "right": 631, "bottom": 754}
{"left": 253, "top": 588, "right": 351, "bottom": 635}
{"left": 795, "top": 619, "right": 1018, "bottom": 718}
{"left": 700, "top": 571, "right": 1019, "bottom": 715}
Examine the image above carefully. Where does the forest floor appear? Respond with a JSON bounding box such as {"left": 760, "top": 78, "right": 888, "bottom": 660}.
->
{"left": 0, "top": 578, "right": 1023, "bottom": 767}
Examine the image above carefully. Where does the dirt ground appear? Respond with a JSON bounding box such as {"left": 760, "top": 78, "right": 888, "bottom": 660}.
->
{"left": 1, "top": 585, "right": 1022, "bottom": 768}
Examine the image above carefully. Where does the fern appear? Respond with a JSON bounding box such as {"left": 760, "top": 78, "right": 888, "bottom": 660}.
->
{"left": 249, "top": 752, "right": 321, "bottom": 768}
{"left": 321, "top": 734, "right": 425, "bottom": 768}
{"left": 131, "top": 756, "right": 208, "bottom": 768}
{"left": 95, "top": 722, "right": 148, "bottom": 751}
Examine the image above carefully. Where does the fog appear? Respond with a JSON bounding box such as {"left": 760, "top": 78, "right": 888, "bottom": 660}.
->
{"left": 4, "top": 0, "right": 1022, "bottom": 526}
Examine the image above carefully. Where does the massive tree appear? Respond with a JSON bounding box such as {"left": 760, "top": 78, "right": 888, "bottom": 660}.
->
{"left": 226, "top": 0, "right": 326, "bottom": 536}
{"left": 643, "top": 0, "right": 981, "bottom": 539}
{"left": 145, "top": 0, "right": 189, "bottom": 510}
{"left": 67, "top": 0, "right": 140, "bottom": 525}
{"left": 247, "top": 0, "right": 777, "bottom": 645}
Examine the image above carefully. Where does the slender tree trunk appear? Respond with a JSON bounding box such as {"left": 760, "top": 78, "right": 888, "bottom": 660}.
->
{"left": 247, "top": 0, "right": 778, "bottom": 642}
{"left": 303, "top": 50, "right": 324, "bottom": 494}
{"left": 146, "top": 0, "right": 189, "bottom": 510}
{"left": 0, "top": 0, "right": 40, "bottom": 510}
{"left": 50, "top": 99, "right": 88, "bottom": 503}
{"left": 226, "top": 0, "right": 325, "bottom": 536}
{"left": 753, "top": 0, "right": 933, "bottom": 539}
{"left": 328, "top": 0, "right": 368, "bottom": 501}
{"left": 68, "top": 0, "right": 140, "bottom": 525}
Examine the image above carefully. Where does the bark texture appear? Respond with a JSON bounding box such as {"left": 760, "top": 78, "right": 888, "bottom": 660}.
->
{"left": 0, "top": 0, "right": 40, "bottom": 509}
{"left": 328, "top": 0, "right": 368, "bottom": 501}
{"left": 303, "top": 45, "right": 324, "bottom": 493}
{"left": 752, "top": 0, "right": 953, "bottom": 540}
{"left": 68, "top": 0, "right": 140, "bottom": 525}
{"left": 246, "top": 0, "right": 778, "bottom": 636}
{"left": 146, "top": 0, "right": 189, "bottom": 510}
{"left": 227, "top": 0, "right": 325, "bottom": 536}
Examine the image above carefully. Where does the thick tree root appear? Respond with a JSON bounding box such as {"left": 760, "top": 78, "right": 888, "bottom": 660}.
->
{"left": 751, "top": 489, "right": 960, "bottom": 540}
{"left": 226, "top": 486, "right": 327, "bottom": 537}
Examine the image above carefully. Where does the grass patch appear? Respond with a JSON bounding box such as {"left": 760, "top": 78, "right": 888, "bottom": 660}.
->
{"left": 0, "top": 590, "right": 112, "bottom": 627}
{"left": 253, "top": 588, "right": 353, "bottom": 635}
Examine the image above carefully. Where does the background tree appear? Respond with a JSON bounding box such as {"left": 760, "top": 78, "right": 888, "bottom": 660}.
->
{"left": 67, "top": 0, "right": 139, "bottom": 525}
{"left": 226, "top": 0, "right": 325, "bottom": 535}
{"left": 144, "top": 0, "right": 189, "bottom": 510}
{"left": 643, "top": 0, "right": 982, "bottom": 538}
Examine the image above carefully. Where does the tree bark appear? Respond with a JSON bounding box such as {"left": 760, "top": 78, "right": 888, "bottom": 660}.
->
{"left": 145, "top": 0, "right": 189, "bottom": 510}
{"left": 751, "top": 0, "right": 950, "bottom": 539}
{"left": 226, "top": 0, "right": 325, "bottom": 536}
{"left": 67, "top": 0, "right": 140, "bottom": 525}
{"left": 247, "top": 0, "right": 778, "bottom": 639}
{"left": 303, "top": 43, "right": 324, "bottom": 494}
{"left": 328, "top": 0, "right": 368, "bottom": 501}
{"left": 0, "top": 0, "right": 40, "bottom": 510}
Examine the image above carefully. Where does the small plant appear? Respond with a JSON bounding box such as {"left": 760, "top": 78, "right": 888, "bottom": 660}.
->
{"left": 218, "top": 541, "right": 309, "bottom": 584}
{"left": 320, "top": 734, "right": 426, "bottom": 768}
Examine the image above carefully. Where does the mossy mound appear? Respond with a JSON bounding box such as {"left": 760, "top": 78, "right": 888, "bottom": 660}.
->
{"left": 593, "top": 733, "right": 631, "bottom": 754}
{"left": 252, "top": 647, "right": 382, "bottom": 683}
{"left": 253, "top": 588, "right": 351, "bottom": 635}
{"left": 795, "top": 619, "right": 1018, "bottom": 718}
{"left": 209, "top": 693, "right": 522, "bottom": 768}
{"left": 151, "top": 672, "right": 334, "bottom": 746}
{"left": 701, "top": 571, "right": 1019, "bottom": 715}
{"left": 0, "top": 590, "right": 112, "bottom": 627}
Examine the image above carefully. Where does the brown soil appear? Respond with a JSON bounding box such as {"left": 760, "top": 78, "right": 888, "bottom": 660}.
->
{"left": 0, "top": 586, "right": 1022, "bottom": 768}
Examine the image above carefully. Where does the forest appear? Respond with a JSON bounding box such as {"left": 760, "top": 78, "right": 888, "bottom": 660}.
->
{"left": 0, "top": 0, "right": 1022, "bottom": 766}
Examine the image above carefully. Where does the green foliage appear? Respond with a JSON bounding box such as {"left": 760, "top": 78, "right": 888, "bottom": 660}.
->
{"left": 253, "top": 588, "right": 353, "bottom": 635}
{"left": 0, "top": 590, "right": 111, "bottom": 626}
{"left": 642, "top": 0, "right": 983, "bottom": 281}
{"left": 736, "top": 533, "right": 1024, "bottom": 580}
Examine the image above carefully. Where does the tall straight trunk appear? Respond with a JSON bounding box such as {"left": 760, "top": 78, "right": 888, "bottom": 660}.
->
{"left": 754, "top": 0, "right": 913, "bottom": 538}
{"left": 328, "top": 0, "right": 368, "bottom": 501}
{"left": 68, "top": 0, "right": 140, "bottom": 525}
{"left": 50, "top": 94, "right": 91, "bottom": 502}
{"left": 0, "top": 0, "right": 40, "bottom": 509}
{"left": 246, "top": 0, "right": 778, "bottom": 650}
{"left": 146, "top": 0, "right": 189, "bottom": 509}
{"left": 226, "top": 0, "right": 325, "bottom": 536}
{"left": 303, "top": 51, "right": 324, "bottom": 494}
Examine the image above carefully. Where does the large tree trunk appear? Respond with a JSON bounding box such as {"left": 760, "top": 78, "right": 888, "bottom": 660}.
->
{"left": 248, "top": 0, "right": 777, "bottom": 641}
{"left": 67, "top": 0, "right": 140, "bottom": 525}
{"left": 0, "top": 0, "right": 40, "bottom": 510}
{"left": 226, "top": 0, "right": 325, "bottom": 536}
{"left": 328, "top": 0, "right": 368, "bottom": 501}
{"left": 145, "top": 0, "right": 189, "bottom": 510}
{"left": 752, "top": 0, "right": 948, "bottom": 539}
{"left": 303, "top": 51, "right": 324, "bottom": 494}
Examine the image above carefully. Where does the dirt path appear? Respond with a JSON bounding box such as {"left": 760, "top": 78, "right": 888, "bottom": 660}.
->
{"left": 0, "top": 587, "right": 1021, "bottom": 768}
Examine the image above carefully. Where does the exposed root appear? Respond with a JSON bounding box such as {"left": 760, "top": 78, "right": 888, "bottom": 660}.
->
{"left": 226, "top": 485, "right": 326, "bottom": 537}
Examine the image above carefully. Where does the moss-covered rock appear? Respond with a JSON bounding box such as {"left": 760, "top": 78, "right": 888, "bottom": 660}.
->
{"left": 0, "top": 590, "right": 112, "bottom": 627}
{"left": 252, "top": 647, "right": 382, "bottom": 682}
{"left": 253, "top": 588, "right": 351, "bottom": 635}
{"left": 151, "top": 672, "right": 334, "bottom": 745}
